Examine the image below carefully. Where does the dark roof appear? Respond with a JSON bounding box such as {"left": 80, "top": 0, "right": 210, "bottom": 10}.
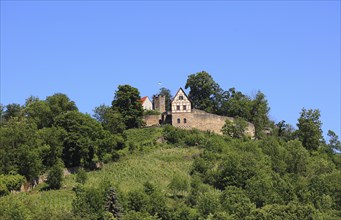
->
{"left": 171, "top": 87, "right": 191, "bottom": 103}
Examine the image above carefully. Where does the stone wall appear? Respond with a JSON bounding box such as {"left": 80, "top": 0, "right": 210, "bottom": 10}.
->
{"left": 153, "top": 95, "right": 166, "bottom": 113}
{"left": 143, "top": 114, "right": 162, "bottom": 127}
{"left": 172, "top": 109, "right": 255, "bottom": 137}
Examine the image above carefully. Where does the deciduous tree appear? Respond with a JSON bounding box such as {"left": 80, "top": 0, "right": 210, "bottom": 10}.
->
{"left": 112, "top": 85, "right": 144, "bottom": 129}
{"left": 296, "top": 108, "right": 323, "bottom": 151}
{"left": 185, "top": 71, "right": 223, "bottom": 112}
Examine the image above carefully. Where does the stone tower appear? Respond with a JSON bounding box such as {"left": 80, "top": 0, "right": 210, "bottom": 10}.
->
{"left": 153, "top": 95, "right": 166, "bottom": 113}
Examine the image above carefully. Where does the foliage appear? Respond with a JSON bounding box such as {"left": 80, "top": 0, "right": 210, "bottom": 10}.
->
{"left": 55, "top": 111, "right": 119, "bottom": 168}
{"left": 220, "top": 186, "right": 255, "bottom": 218}
{"left": 296, "top": 108, "right": 323, "bottom": 151}
{"left": 24, "top": 99, "right": 53, "bottom": 129}
{"left": 105, "top": 187, "right": 124, "bottom": 219}
{"left": 249, "top": 91, "right": 270, "bottom": 138}
{"left": 220, "top": 87, "right": 252, "bottom": 120}
{"left": 76, "top": 168, "right": 87, "bottom": 185}
{"left": 72, "top": 185, "right": 106, "bottom": 219}
{"left": 143, "top": 109, "right": 161, "bottom": 116}
{"left": 127, "top": 190, "right": 149, "bottom": 212}
{"left": 221, "top": 117, "right": 248, "bottom": 139}
{"left": 112, "top": 84, "right": 144, "bottom": 129}
{"left": 327, "top": 130, "right": 341, "bottom": 151}
{"left": 2, "top": 103, "right": 24, "bottom": 122}
{"left": 185, "top": 71, "right": 225, "bottom": 113}
{"left": 0, "top": 118, "right": 42, "bottom": 181}
{"left": 46, "top": 161, "right": 64, "bottom": 190}
{"left": 93, "top": 104, "right": 126, "bottom": 134}
{"left": 1, "top": 78, "right": 341, "bottom": 219}
{"left": 168, "top": 175, "right": 189, "bottom": 197}
{"left": 197, "top": 190, "right": 221, "bottom": 217}
{"left": 0, "top": 174, "right": 25, "bottom": 193}
{"left": 45, "top": 93, "right": 78, "bottom": 121}
{"left": 275, "top": 120, "right": 295, "bottom": 141}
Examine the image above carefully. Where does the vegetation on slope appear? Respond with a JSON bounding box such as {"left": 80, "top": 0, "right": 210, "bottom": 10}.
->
{"left": 1, "top": 71, "right": 340, "bottom": 219}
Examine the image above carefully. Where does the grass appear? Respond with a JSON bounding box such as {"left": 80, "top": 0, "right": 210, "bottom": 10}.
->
{"left": 124, "top": 127, "right": 163, "bottom": 144}
{"left": 1, "top": 133, "right": 200, "bottom": 218}
{"left": 71, "top": 146, "right": 200, "bottom": 193}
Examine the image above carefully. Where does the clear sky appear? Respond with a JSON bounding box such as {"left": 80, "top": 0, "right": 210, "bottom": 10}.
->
{"left": 1, "top": 1, "right": 340, "bottom": 138}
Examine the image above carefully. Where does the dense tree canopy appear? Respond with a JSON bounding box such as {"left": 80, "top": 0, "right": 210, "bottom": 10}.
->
{"left": 296, "top": 108, "right": 323, "bottom": 151}
{"left": 112, "top": 85, "right": 144, "bottom": 129}
{"left": 93, "top": 104, "right": 126, "bottom": 134}
{"left": 0, "top": 74, "right": 340, "bottom": 220}
{"left": 185, "top": 71, "right": 225, "bottom": 112}
{"left": 185, "top": 71, "right": 270, "bottom": 137}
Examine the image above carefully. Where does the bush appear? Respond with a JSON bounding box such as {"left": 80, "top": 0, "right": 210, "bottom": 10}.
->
{"left": 197, "top": 190, "right": 221, "bottom": 217}
{"left": 143, "top": 181, "right": 157, "bottom": 195}
{"left": 163, "top": 125, "right": 188, "bottom": 145}
{"left": 76, "top": 168, "right": 87, "bottom": 185}
{"left": 0, "top": 174, "right": 25, "bottom": 194}
{"left": 123, "top": 211, "right": 160, "bottom": 220}
{"left": 168, "top": 175, "right": 189, "bottom": 197}
{"left": 46, "top": 162, "right": 64, "bottom": 190}
{"left": 0, "top": 196, "right": 32, "bottom": 220}
{"left": 127, "top": 190, "right": 149, "bottom": 212}
{"left": 72, "top": 186, "right": 105, "bottom": 219}
{"left": 0, "top": 182, "right": 9, "bottom": 196}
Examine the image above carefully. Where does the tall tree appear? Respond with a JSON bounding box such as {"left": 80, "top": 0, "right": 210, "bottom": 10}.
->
{"left": 250, "top": 91, "right": 270, "bottom": 138}
{"left": 93, "top": 104, "right": 126, "bottom": 134}
{"left": 112, "top": 85, "right": 144, "bottom": 129}
{"left": 185, "top": 71, "right": 222, "bottom": 112}
{"left": 296, "top": 108, "right": 323, "bottom": 151}
{"left": 46, "top": 93, "right": 78, "bottom": 120}
{"left": 55, "top": 111, "right": 104, "bottom": 168}
{"left": 3, "top": 103, "right": 24, "bottom": 121}
{"left": 220, "top": 88, "right": 252, "bottom": 119}
{"left": 25, "top": 99, "right": 53, "bottom": 129}
{"left": 327, "top": 130, "right": 341, "bottom": 151}
{"left": 0, "top": 118, "right": 42, "bottom": 182}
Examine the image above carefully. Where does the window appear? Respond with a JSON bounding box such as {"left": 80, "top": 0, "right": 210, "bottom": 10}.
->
{"left": 179, "top": 96, "right": 183, "bottom": 100}
{"left": 177, "top": 105, "right": 180, "bottom": 111}
{"left": 177, "top": 118, "right": 181, "bottom": 123}
{"left": 184, "top": 118, "right": 187, "bottom": 123}
{"left": 183, "top": 105, "right": 187, "bottom": 110}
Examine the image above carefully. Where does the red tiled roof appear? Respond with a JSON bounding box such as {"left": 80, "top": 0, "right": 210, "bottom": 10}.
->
{"left": 140, "top": 96, "right": 148, "bottom": 104}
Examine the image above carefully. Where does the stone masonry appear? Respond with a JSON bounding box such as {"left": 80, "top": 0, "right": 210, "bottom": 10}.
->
{"left": 142, "top": 88, "right": 255, "bottom": 137}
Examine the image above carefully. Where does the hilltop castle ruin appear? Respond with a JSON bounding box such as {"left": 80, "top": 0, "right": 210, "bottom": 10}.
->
{"left": 141, "top": 88, "right": 255, "bottom": 137}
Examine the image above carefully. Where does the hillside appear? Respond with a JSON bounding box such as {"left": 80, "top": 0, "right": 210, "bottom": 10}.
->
{"left": 1, "top": 126, "right": 341, "bottom": 220}
{"left": 1, "top": 73, "right": 340, "bottom": 219}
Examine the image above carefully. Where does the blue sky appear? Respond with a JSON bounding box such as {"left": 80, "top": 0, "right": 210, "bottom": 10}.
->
{"left": 1, "top": 1, "right": 340, "bottom": 138}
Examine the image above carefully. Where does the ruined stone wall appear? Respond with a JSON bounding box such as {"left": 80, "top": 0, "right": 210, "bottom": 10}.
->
{"left": 143, "top": 114, "right": 162, "bottom": 127}
{"left": 172, "top": 109, "right": 255, "bottom": 137}
{"left": 153, "top": 95, "right": 166, "bottom": 113}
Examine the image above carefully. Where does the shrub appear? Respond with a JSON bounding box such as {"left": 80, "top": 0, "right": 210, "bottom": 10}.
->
{"left": 127, "top": 190, "right": 149, "bottom": 212}
{"left": 46, "top": 162, "right": 63, "bottom": 190}
{"left": 197, "top": 190, "right": 221, "bottom": 217}
{"left": 72, "top": 186, "right": 105, "bottom": 219}
{"left": 168, "top": 175, "right": 189, "bottom": 197}
{"left": 143, "top": 181, "right": 156, "bottom": 195}
{"left": 123, "top": 211, "right": 160, "bottom": 220}
{"left": 0, "top": 174, "right": 25, "bottom": 194}
{"left": 76, "top": 168, "right": 87, "bottom": 185}
{"left": 105, "top": 187, "right": 124, "bottom": 219}
{"left": 0, "top": 182, "right": 9, "bottom": 196}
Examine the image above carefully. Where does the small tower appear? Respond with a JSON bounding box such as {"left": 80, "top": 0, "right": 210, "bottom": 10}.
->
{"left": 153, "top": 95, "right": 166, "bottom": 113}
